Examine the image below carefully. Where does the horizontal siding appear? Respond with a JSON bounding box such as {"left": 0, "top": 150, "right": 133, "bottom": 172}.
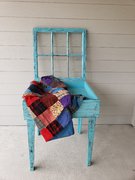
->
{"left": 0, "top": 47, "right": 135, "bottom": 60}
{"left": 0, "top": 1, "right": 135, "bottom": 125}
{"left": 1, "top": 18, "right": 135, "bottom": 34}
{"left": 91, "top": 83, "right": 135, "bottom": 95}
{"left": 1, "top": 72, "right": 135, "bottom": 83}
{"left": 1, "top": 0, "right": 135, "bottom": 5}
{"left": 1, "top": 59, "right": 135, "bottom": 72}
{"left": 0, "top": 2, "right": 135, "bottom": 20}
{"left": 1, "top": 94, "right": 135, "bottom": 106}
{"left": 1, "top": 32, "right": 135, "bottom": 48}
{"left": 1, "top": 83, "right": 135, "bottom": 95}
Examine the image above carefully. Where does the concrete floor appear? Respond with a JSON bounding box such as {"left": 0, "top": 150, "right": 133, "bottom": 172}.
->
{"left": 0, "top": 125, "right": 135, "bottom": 180}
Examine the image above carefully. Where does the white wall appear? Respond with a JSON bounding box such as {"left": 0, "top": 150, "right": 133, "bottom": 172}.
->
{"left": 0, "top": 0, "right": 135, "bottom": 125}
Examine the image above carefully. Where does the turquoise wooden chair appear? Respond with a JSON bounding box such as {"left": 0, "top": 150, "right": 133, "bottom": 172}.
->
{"left": 22, "top": 27, "right": 100, "bottom": 171}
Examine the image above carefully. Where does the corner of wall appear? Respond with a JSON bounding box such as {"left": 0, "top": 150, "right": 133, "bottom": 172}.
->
{"left": 131, "top": 105, "right": 135, "bottom": 127}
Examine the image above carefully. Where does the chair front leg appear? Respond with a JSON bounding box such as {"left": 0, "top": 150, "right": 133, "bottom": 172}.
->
{"left": 87, "top": 117, "right": 96, "bottom": 166}
{"left": 27, "top": 120, "right": 35, "bottom": 171}
{"left": 78, "top": 118, "right": 82, "bottom": 134}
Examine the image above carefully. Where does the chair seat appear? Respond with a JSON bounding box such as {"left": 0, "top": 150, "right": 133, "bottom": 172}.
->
{"left": 61, "top": 78, "right": 100, "bottom": 118}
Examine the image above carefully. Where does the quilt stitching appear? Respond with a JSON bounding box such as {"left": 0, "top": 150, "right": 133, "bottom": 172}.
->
{"left": 23, "top": 75, "right": 84, "bottom": 142}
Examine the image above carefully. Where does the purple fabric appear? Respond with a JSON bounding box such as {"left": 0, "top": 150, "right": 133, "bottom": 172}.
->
{"left": 41, "top": 76, "right": 53, "bottom": 84}
{"left": 41, "top": 75, "right": 67, "bottom": 89}
{"left": 59, "top": 95, "right": 71, "bottom": 108}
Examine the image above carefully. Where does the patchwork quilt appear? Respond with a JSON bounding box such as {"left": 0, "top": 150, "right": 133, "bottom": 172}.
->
{"left": 23, "top": 75, "right": 84, "bottom": 142}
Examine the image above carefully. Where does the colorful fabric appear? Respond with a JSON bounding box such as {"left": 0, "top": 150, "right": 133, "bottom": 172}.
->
{"left": 23, "top": 75, "right": 84, "bottom": 142}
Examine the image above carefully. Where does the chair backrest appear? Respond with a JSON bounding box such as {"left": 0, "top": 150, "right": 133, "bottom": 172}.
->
{"left": 33, "top": 27, "right": 87, "bottom": 81}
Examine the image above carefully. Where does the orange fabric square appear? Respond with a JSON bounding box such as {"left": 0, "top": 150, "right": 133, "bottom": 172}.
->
{"left": 38, "top": 109, "right": 55, "bottom": 126}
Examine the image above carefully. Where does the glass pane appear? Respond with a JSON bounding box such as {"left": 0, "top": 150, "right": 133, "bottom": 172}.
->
{"left": 38, "top": 33, "right": 51, "bottom": 55}
{"left": 69, "top": 56, "right": 82, "bottom": 77}
{"left": 54, "top": 56, "right": 68, "bottom": 77}
{"left": 69, "top": 33, "right": 82, "bottom": 54}
{"left": 53, "top": 33, "right": 66, "bottom": 55}
{"left": 38, "top": 56, "right": 51, "bottom": 77}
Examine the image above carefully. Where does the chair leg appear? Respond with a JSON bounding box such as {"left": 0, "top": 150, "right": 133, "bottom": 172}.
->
{"left": 27, "top": 120, "right": 35, "bottom": 171}
{"left": 78, "top": 118, "right": 82, "bottom": 134}
{"left": 87, "top": 117, "right": 96, "bottom": 166}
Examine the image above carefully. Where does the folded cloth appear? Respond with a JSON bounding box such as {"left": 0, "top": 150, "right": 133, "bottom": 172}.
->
{"left": 23, "top": 75, "right": 84, "bottom": 142}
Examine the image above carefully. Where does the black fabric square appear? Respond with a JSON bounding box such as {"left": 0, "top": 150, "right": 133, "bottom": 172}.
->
{"left": 28, "top": 84, "right": 43, "bottom": 94}
{"left": 46, "top": 120, "right": 63, "bottom": 136}
{"left": 30, "top": 99, "right": 47, "bottom": 116}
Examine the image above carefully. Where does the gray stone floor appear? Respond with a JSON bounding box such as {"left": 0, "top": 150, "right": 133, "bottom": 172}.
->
{"left": 0, "top": 125, "right": 135, "bottom": 180}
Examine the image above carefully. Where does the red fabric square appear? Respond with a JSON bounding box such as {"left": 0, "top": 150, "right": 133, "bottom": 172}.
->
{"left": 41, "top": 93, "right": 58, "bottom": 108}
{"left": 40, "top": 128, "right": 53, "bottom": 141}
{"left": 24, "top": 95, "right": 39, "bottom": 106}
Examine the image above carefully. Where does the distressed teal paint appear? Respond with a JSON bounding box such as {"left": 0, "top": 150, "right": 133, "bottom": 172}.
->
{"left": 33, "top": 27, "right": 87, "bottom": 79}
{"left": 33, "top": 27, "right": 86, "bottom": 33}
{"left": 22, "top": 101, "right": 35, "bottom": 171}
{"left": 38, "top": 53, "right": 82, "bottom": 57}
{"left": 66, "top": 32, "right": 69, "bottom": 77}
{"left": 78, "top": 118, "right": 82, "bottom": 134}
{"left": 27, "top": 120, "right": 35, "bottom": 171}
{"left": 33, "top": 30, "right": 38, "bottom": 81}
{"left": 22, "top": 27, "right": 100, "bottom": 171}
{"left": 51, "top": 32, "right": 54, "bottom": 75}
{"left": 82, "top": 30, "right": 87, "bottom": 80}
{"left": 87, "top": 117, "right": 96, "bottom": 166}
